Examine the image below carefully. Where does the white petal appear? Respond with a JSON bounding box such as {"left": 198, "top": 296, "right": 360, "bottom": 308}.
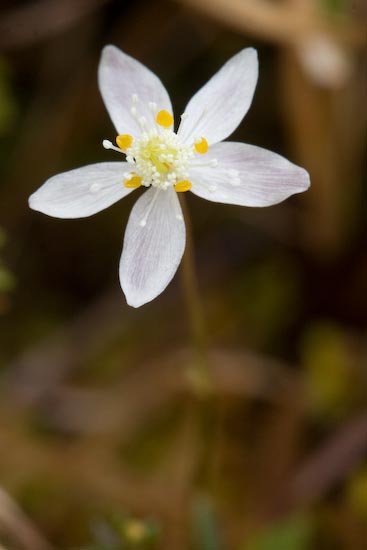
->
{"left": 120, "top": 187, "right": 185, "bottom": 307}
{"left": 178, "top": 48, "right": 258, "bottom": 145}
{"left": 189, "top": 142, "right": 310, "bottom": 207}
{"left": 29, "top": 162, "right": 133, "bottom": 218}
{"left": 98, "top": 45, "right": 172, "bottom": 135}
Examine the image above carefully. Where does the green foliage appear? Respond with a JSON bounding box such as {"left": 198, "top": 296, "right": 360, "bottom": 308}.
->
{"left": 319, "top": 0, "right": 346, "bottom": 16}
{"left": 301, "top": 323, "right": 357, "bottom": 419}
{"left": 191, "top": 496, "right": 222, "bottom": 550}
{"left": 242, "top": 515, "right": 314, "bottom": 550}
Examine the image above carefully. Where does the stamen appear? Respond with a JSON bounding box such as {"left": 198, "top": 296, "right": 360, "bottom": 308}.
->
{"left": 156, "top": 110, "right": 174, "bottom": 128}
{"left": 194, "top": 137, "right": 208, "bottom": 154}
{"left": 103, "top": 139, "right": 124, "bottom": 154}
{"left": 132, "top": 93, "right": 138, "bottom": 103}
{"left": 174, "top": 180, "right": 192, "bottom": 192}
{"left": 116, "top": 134, "right": 133, "bottom": 152}
{"left": 124, "top": 175, "right": 142, "bottom": 189}
{"left": 103, "top": 139, "right": 113, "bottom": 149}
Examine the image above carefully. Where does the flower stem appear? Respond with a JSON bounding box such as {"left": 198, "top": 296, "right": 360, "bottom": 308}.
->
{"left": 179, "top": 194, "right": 210, "bottom": 393}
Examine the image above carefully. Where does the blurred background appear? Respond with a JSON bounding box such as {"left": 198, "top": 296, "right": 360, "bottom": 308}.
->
{"left": 0, "top": 0, "right": 366, "bottom": 549}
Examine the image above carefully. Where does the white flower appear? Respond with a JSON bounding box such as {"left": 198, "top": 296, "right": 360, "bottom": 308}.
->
{"left": 29, "top": 45, "right": 310, "bottom": 308}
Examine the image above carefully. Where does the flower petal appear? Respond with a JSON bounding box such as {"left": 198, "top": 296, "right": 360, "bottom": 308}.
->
{"left": 29, "top": 162, "right": 133, "bottom": 218}
{"left": 189, "top": 142, "right": 310, "bottom": 206}
{"left": 120, "top": 187, "right": 185, "bottom": 307}
{"left": 98, "top": 45, "right": 172, "bottom": 135}
{"left": 178, "top": 48, "right": 258, "bottom": 145}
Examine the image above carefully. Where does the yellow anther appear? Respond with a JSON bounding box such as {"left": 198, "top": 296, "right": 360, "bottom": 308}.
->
{"left": 156, "top": 110, "right": 174, "bottom": 128}
{"left": 124, "top": 175, "right": 142, "bottom": 188}
{"left": 116, "top": 134, "right": 133, "bottom": 151}
{"left": 194, "top": 137, "right": 208, "bottom": 154}
{"left": 174, "top": 180, "right": 192, "bottom": 192}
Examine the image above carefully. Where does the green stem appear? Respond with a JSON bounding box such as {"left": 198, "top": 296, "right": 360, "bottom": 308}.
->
{"left": 179, "top": 194, "right": 210, "bottom": 394}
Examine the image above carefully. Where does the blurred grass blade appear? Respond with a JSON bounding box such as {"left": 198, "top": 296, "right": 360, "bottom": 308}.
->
{"left": 0, "top": 58, "right": 17, "bottom": 134}
{"left": 242, "top": 514, "right": 314, "bottom": 550}
{"left": 191, "top": 495, "right": 222, "bottom": 550}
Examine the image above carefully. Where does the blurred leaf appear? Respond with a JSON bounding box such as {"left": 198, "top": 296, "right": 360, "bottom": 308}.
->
{"left": 0, "top": 227, "right": 6, "bottom": 247}
{"left": 191, "top": 495, "right": 222, "bottom": 550}
{"left": 346, "top": 467, "right": 367, "bottom": 520}
{"left": 89, "top": 518, "right": 121, "bottom": 549}
{"left": 0, "top": 265, "right": 15, "bottom": 292}
{"left": 301, "top": 323, "right": 356, "bottom": 419}
{"left": 0, "top": 227, "right": 14, "bottom": 295}
{"left": 234, "top": 257, "right": 300, "bottom": 348}
{"left": 319, "top": 0, "right": 347, "bottom": 16}
{"left": 242, "top": 514, "right": 314, "bottom": 550}
{"left": 0, "top": 57, "right": 17, "bottom": 134}
{"left": 120, "top": 403, "right": 182, "bottom": 474}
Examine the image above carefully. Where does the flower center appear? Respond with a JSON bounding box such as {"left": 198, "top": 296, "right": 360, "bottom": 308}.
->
{"left": 103, "top": 95, "right": 209, "bottom": 192}
{"left": 125, "top": 130, "right": 194, "bottom": 191}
